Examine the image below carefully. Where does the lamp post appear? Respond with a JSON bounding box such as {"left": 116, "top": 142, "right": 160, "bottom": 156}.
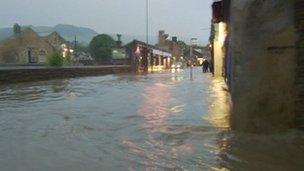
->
{"left": 146, "top": 0, "right": 149, "bottom": 46}
{"left": 145, "top": 0, "right": 150, "bottom": 72}
{"left": 190, "top": 38, "right": 198, "bottom": 80}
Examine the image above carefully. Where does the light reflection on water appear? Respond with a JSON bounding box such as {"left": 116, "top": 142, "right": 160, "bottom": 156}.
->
{"left": 0, "top": 68, "right": 303, "bottom": 171}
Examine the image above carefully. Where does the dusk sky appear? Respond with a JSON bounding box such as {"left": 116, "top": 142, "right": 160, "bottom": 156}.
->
{"left": 0, "top": 0, "right": 212, "bottom": 44}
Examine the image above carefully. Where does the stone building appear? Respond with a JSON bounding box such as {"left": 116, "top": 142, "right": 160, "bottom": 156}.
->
{"left": 43, "top": 32, "right": 69, "bottom": 51}
{"left": 0, "top": 28, "right": 54, "bottom": 64}
{"left": 156, "top": 30, "right": 183, "bottom": 60}
{"left": 44, "top": 31, "right": 73, "bottom": 59}
{"left": 0, "top": 28, "right": 72, "bottom": 64}
{"left": 211, "top": 0, "right": 304, "bottom": 132}
{"left": 126, "top": 40, "right": 172, "bottom": 72}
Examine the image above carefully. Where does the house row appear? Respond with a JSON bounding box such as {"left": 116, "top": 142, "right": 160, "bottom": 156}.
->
{"left": 0, "top": 27, "right": 179, "bottom": 71}
{"left": 123, "top": 30, "right": 186, "bottom": 72}
{"left": 125, "top": 40, "right": 172, "bottom": 72}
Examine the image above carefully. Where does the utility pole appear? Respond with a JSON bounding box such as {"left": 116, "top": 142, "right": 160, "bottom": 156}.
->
{"left": 190, "top": 43, "right": 193, "bottom": 80}
{"left": 74, "top": 35, "right": 77, "bottom": 53}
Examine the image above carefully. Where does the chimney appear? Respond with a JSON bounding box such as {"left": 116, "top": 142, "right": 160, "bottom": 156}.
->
{"left": 172, "top": 36, "right": 178, "bottom": 43}
{"left": 116, "top": 34, "right": 122, "bottom": 47}
{"left": 159, "top": 30, "right": 165, "bottom": 36}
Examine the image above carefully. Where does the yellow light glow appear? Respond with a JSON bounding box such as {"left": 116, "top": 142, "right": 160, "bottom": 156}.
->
{"left": 204, "top": 78, "right": 231, "bottom": 128}
{"left": 218, "top": 22, "right": 227, "bottom": 46}
{"left": 135, "top": 46, "right": 141, "bottom": 54}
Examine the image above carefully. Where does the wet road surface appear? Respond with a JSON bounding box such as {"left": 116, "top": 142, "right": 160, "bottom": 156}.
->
{"left": 0, "top": 68, "right": 303, "bottom": 171}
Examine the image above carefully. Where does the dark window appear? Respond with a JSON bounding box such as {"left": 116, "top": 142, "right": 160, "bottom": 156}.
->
{"left": 156, "top": 56, "right": 159, "bottom": 65}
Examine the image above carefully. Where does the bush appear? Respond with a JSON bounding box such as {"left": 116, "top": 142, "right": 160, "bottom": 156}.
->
{"left": 64, "top": 53, "right": 72, "bottom": 65}
{"left": 48, "top": 51, "right": 64, "bottom": 66}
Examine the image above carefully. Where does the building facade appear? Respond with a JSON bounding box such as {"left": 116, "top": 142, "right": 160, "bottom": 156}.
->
{"left": 211, "top": 0, "right": 303, "bottom": 132}
{"left": 0, "top": 28, "right": 72, "bottom": 65}
{"left": 126, "top": 40, "right": 172, "bottom": 72}
{"left": 156, "top": 30, "right": 183, "bottom": 61}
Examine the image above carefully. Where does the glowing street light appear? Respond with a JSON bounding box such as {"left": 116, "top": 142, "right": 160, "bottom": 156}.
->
{"left": 135, "top": 46, "right": 141, "bottom": 55}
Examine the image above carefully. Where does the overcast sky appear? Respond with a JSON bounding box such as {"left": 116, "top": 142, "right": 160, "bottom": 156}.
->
{"left": 0, "top": 0, "right": 212, "bottom": 44}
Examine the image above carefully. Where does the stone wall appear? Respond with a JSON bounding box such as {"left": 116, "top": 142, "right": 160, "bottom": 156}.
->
{"left": 295, "top": 0, "right": 304, "bottom": 129}
{"left": 0, "top": 66, "right": 131, "bottom": 84}
{"left": 230, "top": 0, "right": 297, "bottom": 132}
{"left": 43, "top": 32, "right": 69, "bottom": 50}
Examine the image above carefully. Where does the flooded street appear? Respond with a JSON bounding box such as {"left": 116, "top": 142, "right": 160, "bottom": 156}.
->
{"left": 0, "top": 68, "right": 303, "bottom": 171}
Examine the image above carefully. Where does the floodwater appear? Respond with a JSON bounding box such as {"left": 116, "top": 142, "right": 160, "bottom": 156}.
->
{"left": 0, "top": 68, "right": 303, "bottom": 171}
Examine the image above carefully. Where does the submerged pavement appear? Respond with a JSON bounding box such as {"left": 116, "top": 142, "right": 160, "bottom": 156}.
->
{"left": 0, "top": 68, "right": 303, "bottom": 170}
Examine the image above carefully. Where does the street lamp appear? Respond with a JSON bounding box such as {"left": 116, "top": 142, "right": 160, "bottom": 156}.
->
{"left": 146, "top": 0, "right": 149, "bottom": 46}
{"left": 189, "top": 38, "right": 198, "bottom": 80}
{"left": 145, "top": 0, "right": 150, "bottom": 72}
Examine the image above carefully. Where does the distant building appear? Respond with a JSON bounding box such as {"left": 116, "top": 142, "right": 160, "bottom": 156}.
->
{"left": 125, "top": 40, "right": 172, "bottom": 72}
{"left": 0, "top": 28, "right": 54, "bottom": 64}
{"left": 0, "top": 27, "right": 73, "bottom": 65}
{"left": 43, "top": 32, "right": 70, "bottom": 51}
{"left": 156, "top": 30, "right": 183, "bottom": 60}
{"left": 193, "top": 50, "right": 205, "bottom": 66}
{"left": 73, "top": 51, "right": 94, "bottom": 65}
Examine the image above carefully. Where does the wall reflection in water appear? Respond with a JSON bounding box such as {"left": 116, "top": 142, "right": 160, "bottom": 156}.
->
{"left": 125, "top": 81, "right": 180, "bottom": 170}
{"left": 205, "top": 78, "right": 231, "bottom": 129}
{"left": 205, "top": 79, "right": 304, "bottom": 170}
{"left": 0, "top": 79, "right": 70, "bottom": 108}
{"left": 171, "top": 69, "right": 183, "bottom": 81}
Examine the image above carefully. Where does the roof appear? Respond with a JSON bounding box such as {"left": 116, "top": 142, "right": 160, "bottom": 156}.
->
{"left": 44, "top": 32, "right": 66, "bottom": 41}
{"left": 125, "top": 40, "right": 171, "bottom": 53}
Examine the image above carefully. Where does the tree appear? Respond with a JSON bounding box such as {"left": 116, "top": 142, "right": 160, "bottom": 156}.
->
{"left": 48, "top": 51, "right": 64, "bottom": 66}
{"left": 13, "top": 24, "right": 21, "bottom": 35}
{"left": 89, "top": 34, "right": 115, "bottom": 64}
